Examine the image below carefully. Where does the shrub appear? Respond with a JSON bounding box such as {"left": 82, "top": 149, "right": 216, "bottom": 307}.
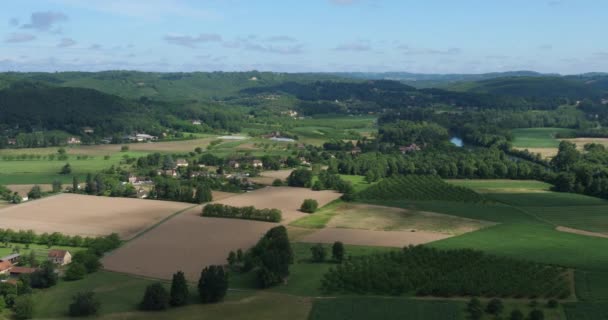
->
{"left": 510, "top": 309, "right": 524, "bottom": 320}
{"left": 170, "top": 271, "right": 189, "bottom": 307}
{"left": 71, "top": 252, "right": 101, "bottom": 273}
{"left": 60, "top": 163, "right": 72, "bottom": 175}
{"left": 310, "top": 244, "right": 327, "bottom": 262}
{"left": 529, "top": 309, "right": 544, "bottom": 320}
{"left": 547, "top": 299, "right": 559, "bottom": 308}
{"left": 14, "top": 295, "right": 34, "bottom": 320}
{"left": 287, "top": 169, "right": 313, "bottom": 187}
{"left": 140, "top": 283, "right": 169, "bottom": 311}
{"left": 64, "top": 262, "right": 86, "bottom": 281}
{"left": 486, "top": 298, "right": 503, "bottom": 315}
{"left": 300, "top": 199, "right": 319, "bottom": 213}
{"left": 120, "top": 145, "right": 129, "bottom": 152}
{"left": 30, "top": 262, "right": 58, "bottom": 289}
{"left": 332, "top": 241, "right": 345, "bottom": 263}
{"left": 27, "top": 185, "right": 42, "bottom": 200}
{"left": 272, "top": 179, "right": 284, "bottom": 186}
{"left": 198, "top": 265, "right": 228, "bottom": 303}
{"left": 68, "top": 292, "right": 100, "bottom": 317}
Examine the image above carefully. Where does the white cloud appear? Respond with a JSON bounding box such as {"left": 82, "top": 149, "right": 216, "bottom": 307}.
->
{"left": 164, "top": 33, "right": 222, "bottom": 48}
{"left": 57, "top": 37, "right": 77, "bottom": 47}
{"left": 5, "top": 33, "right": 36, "bottom": 43}
{"left": 51, "top": 0, "right": 218, "bottom": 20}
{"left": 21, "top": 11, "right": 68, "bottom": 31}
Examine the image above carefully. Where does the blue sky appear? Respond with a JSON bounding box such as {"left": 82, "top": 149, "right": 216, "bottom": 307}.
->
{"left": 2, "top": 0, "right": 607, "bottom": 74}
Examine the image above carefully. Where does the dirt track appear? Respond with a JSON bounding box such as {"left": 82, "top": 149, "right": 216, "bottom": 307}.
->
{"left": 556, "top": 226, "right": 608, "bottom": 239}
{"left": 0, "top": 194, "right": 192, "bottom": 239}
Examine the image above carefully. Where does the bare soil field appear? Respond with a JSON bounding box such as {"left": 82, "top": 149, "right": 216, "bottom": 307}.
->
{"left": 102, "top": 187, "right": 341, "bottom": 280}
{"left": 76, "top": 137, "right": 217, "bottom": 154}
{"left": 513, "top": 147, "right": 558, "bottom": 158}
{"left": 564, "top": 137, "right": 608, "bottom": 148}
{"left": 298, "top": 227, "right": 451, "bottom": 247}
{"left": 557, "top": 226, "right": 608, "bottom": 239}
{"left": 0, "top": 194, "right": 192, "bottom": 239}
{"left": 214, "top": 187, "right": 340, "bottom": 223}
{"left": 102, "top": 205, "right": 272, "bottom": 280}
{"left": 249, "top": 170, "right": 294, "bottom": 185}
{"left": 6, "top": 184, "right": 52, "bottom": 197}
{"left": 327, "top": 203, "right": 494, "bottom": 235}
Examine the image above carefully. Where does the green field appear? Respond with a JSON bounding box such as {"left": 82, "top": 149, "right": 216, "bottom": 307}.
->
{"left": 511, "top": 127, "right": 575, "bottom": 148}
{"left": 0, "top": 151, "right": 146, "bottom": 184}
{"left": 447, "top": 179, "right": 553, "bottom": 192}
{"left": 0, "top": 243, "right": 84, "bottom": 260}
{"left": 289, "top": 200, "right": 344, "bottom": 229}
{"left": 563, "top": 302, "right": 608, "bottom": 320}
{"left": 575, "top": 271, "right": 608, "bottom": 302}
{"left": 309, "top": 297, "right": 464, "bottom": 320}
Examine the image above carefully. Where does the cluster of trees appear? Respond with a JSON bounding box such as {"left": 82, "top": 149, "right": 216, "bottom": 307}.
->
{"left": 379, "top": 120, "right": 448, "bottom": 146}
{"left": 321, "top": 246, "right": 570, "bottom": 298}
{"left": 229, "top": 226, "right": 293, "bottom": 288}
{"left": 0, "top": 229, "right": 120, "bottom": 251}
{"left": 140, "top": 268, "right": 227, "bottom": 312}
{"left": 310, "top": 242, "right": 345, "bottom": 263}
{"left": 467, "top": 297, "right": 556, "bottom": 320}
{"left": 354, "top": 175, "right": 485, "bottom": 203}
{"left": 151, "top": 177, "right": 213, "bottom": 204}
{"left": 287, "top": 169, "right": 313, "bottom": 187}
{"left": 312, "top": 170, "right": 354, "bottom": 195}
{"left": 202, "top": 204, "right": 282, "bottom": 223}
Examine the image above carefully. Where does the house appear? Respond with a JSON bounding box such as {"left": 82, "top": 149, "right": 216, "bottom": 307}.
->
{"left": 0, "top": 254, "right": 20, "bottom": 265}
{"left": 351, "top": 147, "right": 362, "bottom": 155}
{"left": 0, "top": 261, "right": 13, "bottom": 275}
{"left": 7, "top": 138, "right": 16, "bottom": 145}
{"left": 299, "top": 157, "right": 310, "bottom": 165}
{"left": 9, "top": 267, "right": 38, "bottom": 277}
{"left": 228, "top": 160, "right": 240, "bottom": 169}
{"left": 399, "top": 144, "right": 421, "bottom": 154}
{"left": 129, "top": 133, "right": 158, "bottom": 142}
{"left": 48, "top": 250, "right": 72, "bottom": 266}
{"left": 157, "top": 169, "right": 178, "bottom": 177}
{"left": 252, "top": 160, "right": 263, "bottom": 168}
{"left": 67, "top": 137, "right": 81, "bottom": 145}
{"left": 175, "top": 159, "right": 189, "bottom": 167}
{"left": 136, "top": 188, "right": 149, "bottom": 199}
{"left": 191, "top": 120, "right": 202, "bottom": 125}
{"left": 82, "top": 127, "right": 95, "bottom": 134}
{"left": 262, "top": 131, "right": 281, "bottom": 139}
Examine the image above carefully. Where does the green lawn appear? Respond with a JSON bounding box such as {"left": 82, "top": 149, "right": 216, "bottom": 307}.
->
{"left": 511, "top": 127, "right": 575, "bottom": 148}
{"left": 289, "top": 201, "right": 344, "bottom": 229}
{"left": 575, "top": 270, "right": 608, "bottom": 302}
{"left": 563, "top": 302, "right": 608, "bottom": 320}
{"left": 339, "top": 175, "right": 374, "bottom": 193}
{"left": 0, "top": 243, "right": 84, "bottom": 260}
{"left": 447, "top": 179, "right": 553, "bottom": 192}
{"left": 486, "top": 192, "right": 608, "bottom": 207}
{"left": 524, "top": 205, "right": 608, "bottom": 234}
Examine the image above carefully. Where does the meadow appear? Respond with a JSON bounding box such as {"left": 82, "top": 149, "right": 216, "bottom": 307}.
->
{"left": 511, "top": 127, "right": 575, "bottom": 148}
{"left": 447, "top": 179, "right": 552, "bottom": 192}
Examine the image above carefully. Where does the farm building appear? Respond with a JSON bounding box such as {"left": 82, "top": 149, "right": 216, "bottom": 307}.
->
{"left": 9, "top": 267, "right": 38, "bottom": 277}
{"left": 252, "top": 160, "right": 264, "bottom": 168}
{"left": 0, "top": 254, "right": 20, "bottom": 265}
{"left": 351, "top": 147, "right": 362, "bottom": 155}
{"left": 228, "top": 160, "right": 240, "bottom": 169}
{"left": 82, "top": 127, "right": 95, "bottom": 134}
{"left": 399, "top": 144, "right": 421, "bottom": 154}
{"left": 176, "top": 159, "right": 189, "bottom": 167}
{"left": 0, "top": 261, "right": 13, "bottom": 274}
{"left": 67, "top": 137, "right": 81, "bottom": 145}
{"left": 48, "top": 250, "right": 72, "bottom": 266}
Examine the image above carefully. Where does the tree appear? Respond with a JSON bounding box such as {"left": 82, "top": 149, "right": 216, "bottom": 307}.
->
{"left": 30, "top": 261, "right": 58, "bottom": 288}
{"left": 52, "top": 180, "right": 62, "bottom": 193}
{"left": 11, "top": 192, "right": 22, "bottom": 204}
{"left": 551, "top": 140, "right": 580, "bottom": 171}
{"left": 60, "top": 163, "right": 72, "bottom": 175}
{"left": 13, "top": 295, "right": 34, "bottom": 320}
{"left": 510, "top": 309, "right": 524, "bottom": 320}
{"left": 198, "top": 265, "right": 228, "bottom": 303}
{"left": 529, "top": 309, "right": 544, "bottom": 320}
{"left": 227, "top": 251, "right": 237, "bottom": 267}
{"left": 485, "top": 298, "right": 503, "bottom": 315}
{"left": 332, "top": 241, "right": 345, "bottom": 263}
{"left": 272, "top": 179, "right": 284, "bottom": 187}
{"left": 120, "top": 145, "right": 129, "bottom": 152}
{"left": 72, "top": 176, "right": 79, "bottom": 192}
{"left": 72, "top": 252, "right": 101, "bottom": 273}
{"left": 27, "top": 185, "right": 42, "bottom": 200}
{"left": 547, "top": 299, "right": 558, "bottom": 308}
{"left": 300, "top": 199, "right": 319, "bottom": 213}
{"left": 287, "top": 169, "right": 313, "bottom": 188}
{"left": 140, "top": 283, "right": 169, "bottom": 311}
{"left": 310, "top": 243, "right": 326, "bottom": 262}
{"left": 68, "top": 291, "right": 100, "bottom": 317}
{"left": 64, "top": 262, "right": 87, "bottom": 281}
{"left": 467, "top": 298, "right": 483, "bottom": 320}
{"left": 169, "top": 271, "right": 189, "bottom": 307}
{"left": 195, "top": 184, "right": 213, "bottom": 203}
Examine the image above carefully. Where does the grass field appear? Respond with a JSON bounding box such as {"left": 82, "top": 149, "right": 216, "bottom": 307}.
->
{"left": 289, "top": 200, "right": 344, "bottom": 229}
{"left": 308, "top": 297, "right": 464, "bottom": 320}
{"left": 575, "top": 270, "right": 608, "bottom": 302}
{"left": 525, "top": 206, "right": 608, "bottom": 234}
{"left": 0, "top": 243, "right": 83, "bottom": 260}
{"left": 563, "top": 302, "right": 608, "bottom": 320}
{"left": 511, "top": 128, "right": 575, "bottom": 148}
{"left": 447, "top": 179, "right": 552, "bottom": 192}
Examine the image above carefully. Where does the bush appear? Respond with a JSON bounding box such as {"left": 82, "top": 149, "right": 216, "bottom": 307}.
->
{"left": 13, "top": 295, "right": 34, "bottom": 320}
{"left": 510, "top": 309, "right": 524, "bottom": 320}
{"left": 486, "top": 298, "right": 503, "bottom": 315}
{"left": 140, "top": 283, "right": 169, "bottom": 311}
{"left": 68, "top": 292, "right": 100, "bottom": 317}
{"left": 467, "top": 297, "right": 483, "bottom": 320}
{"left": 332, "top": 241, "right": 345, "bottom": 263}
{"left": 121, "top": 145, "right": 129, "bottom": 152}
{"left": 170, "top": 271, "right": 189, "bottom": 307}
{"left": 547, "top": 299, "right": 559, "bottom": 308}
{"left": 300, "top": 199, "right": 319, "bottom": 213}
{"left": 272, "top": 179, "right": 284, "bottom": 186}
{"left": 30, "top": 262, "right": 58, "bottom": 289}
{"left": 72, "top": 252, "right": 102, "bottom": 273}
{"left": 310, "top": 244, "right": 327, "bottom": 262}
{"left": 60, "top": 163, "right": 72, "bottom": 175}
{"left": 287, "top": 169, "right": 313, "bottom": 187}
{"left": 202, "top": 204, "right": 281, "bottom": 222}
{"left": 529, "top": 309, "right": 544, "bottom": 320}
{"left": 64, "top": 262, "right": 86, "bottom": 281}
{"left": 27, "top": 185, "right": 43, "bottom": 200}
{"left": 198, "top": 265, "right": 228, "bottom": 303}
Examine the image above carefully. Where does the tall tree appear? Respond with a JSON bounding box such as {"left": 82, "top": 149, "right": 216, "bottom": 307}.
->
{"left": 170, "top": 271, "right": 189, "bottom": 307}
{"left": 198, "top": 265, "right": 228, "bottom": 303}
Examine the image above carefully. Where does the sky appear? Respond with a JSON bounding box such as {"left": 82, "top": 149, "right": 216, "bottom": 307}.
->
{"left": 1, "top": 0, "right": 607, "bottom": 74}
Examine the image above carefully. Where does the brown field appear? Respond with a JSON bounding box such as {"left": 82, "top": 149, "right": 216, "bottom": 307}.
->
{"left": 326, "top": 203, "right": 494, "bottom": 235}
{"left": 6, "top": 184, "right": 52, "bottom": 197}
{"left": 0, "top": 194, "right": 192, "bottom": 239}
{"left": 515, "top": 138, "right": 608, "bottom": 159}
{"left": 557, "top": 226, "right": 608, "bottom": 239}
{"left": 513, "top": 147, "right": 558, "bottom": 158}
{"left": 298, "top": 227, "right": 451, "bottom": 247}
{"left": 75, "top": 137, "right": 218, "bottom": 154}
{"left": 102, "top": 187, "right": 341, "bottom": 280}
{"left": 249, "top": 170, "right": 294, "bottom": 185}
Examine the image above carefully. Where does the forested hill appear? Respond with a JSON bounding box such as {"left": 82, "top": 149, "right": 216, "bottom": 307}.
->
{"left": 0, "top": 71, "right": 342, "bottom": 101}
{"left": 0, "top": 82, "right": 157, "bottom": 135}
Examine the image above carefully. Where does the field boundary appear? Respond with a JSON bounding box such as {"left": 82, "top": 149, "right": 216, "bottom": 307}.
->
{"left": 121, "top": 204, "right": 199, "bottom": 244}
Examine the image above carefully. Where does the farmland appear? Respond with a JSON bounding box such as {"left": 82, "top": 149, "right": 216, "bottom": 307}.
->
{"left": 447, "top": 179, "right": 553, "bottom": 193}
{"left": 511, "top": 127, "right": 575, "bottom": 148}
{"left": 309, "top": 298, "right": 463, "bottom": 320}
{"left": 0, "top": 194, "right": 192, "bottom": 239}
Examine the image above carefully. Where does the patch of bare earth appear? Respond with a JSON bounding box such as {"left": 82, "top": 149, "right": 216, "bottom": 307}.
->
{"left": 0, "top": 194, "right": 191, "bottom": 240}
{"left": 6, "top": 184, "right": 52, "bottom": 197}
{"left": 556, "top": 226, "right": 608, "bottom": 239}
{"left": 102, "top": 187, "right": 341, "bottom": 280}
{"left": 249, "top": 170, "right": 294, "bottom": 185}
{"left": 513, "top": 147, "right": 558, "bottom": 159}
{"left": 74, "top": 137, "right": 217, "bottom": 155}
{"left": 299, "top": 228, "right": 451, "bottom": 248}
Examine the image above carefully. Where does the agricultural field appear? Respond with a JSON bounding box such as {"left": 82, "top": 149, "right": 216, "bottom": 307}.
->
{"left": 249, "top": 169, "right": 293, "bottom": 185}
{"left": 298, "top": 227, "right": 451, "bottom": 247}
{"left": 511, "top": 127, "right": 575, "bottom": 148}
{"left": 447, "top": 179, "right": 552, "bottom": 193}
{"left": 0, "top": 243, "right": 83, "bottom": 261}
{"left": 286, "top": 116, "right": 377, "bottom": 145}
{"left": 5, "top": 184, "right": 52, "bottom": 197}
{"left": 102, "top": 187, "right": 341, "bottom": 280}
{"left": 0, "top": 194, "right": 193, "bottom": 239}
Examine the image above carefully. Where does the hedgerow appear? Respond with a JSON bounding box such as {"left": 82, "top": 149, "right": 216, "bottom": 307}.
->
{"left": 202, "top": 204, "right": 282, "bottom": 222}
{"left": 321, "top": 246, "right": 570, "bottom": 299}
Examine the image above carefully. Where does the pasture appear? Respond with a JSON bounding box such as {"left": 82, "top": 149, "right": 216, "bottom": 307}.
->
{"left": 298, "top": 227, "right": 451, "bottom": 248}
{"left": 102, "top": 187, "right": 341, "bottom": 280}
{"left": 511, "top": 127, "right": 574, "bottom": 148}
{"left": 0, "top": 194, "right": 192, "bottom": 239}
{"left": 447, "top": 179, "right": 552, "bottom": 193}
